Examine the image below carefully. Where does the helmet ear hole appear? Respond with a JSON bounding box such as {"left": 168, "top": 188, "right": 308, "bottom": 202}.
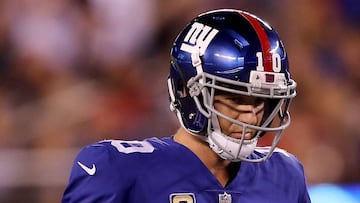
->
{"left": 176, "top": 80, "right": 187, "bottom": 98}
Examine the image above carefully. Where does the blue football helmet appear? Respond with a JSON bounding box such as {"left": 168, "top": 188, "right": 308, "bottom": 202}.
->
{"left": 167, "top": 9, "right": 296, "bottom": 162}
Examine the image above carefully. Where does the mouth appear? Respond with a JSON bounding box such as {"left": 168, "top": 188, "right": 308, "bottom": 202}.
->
{"left": 230, "top": 131, "right": 254, "bottom": 140}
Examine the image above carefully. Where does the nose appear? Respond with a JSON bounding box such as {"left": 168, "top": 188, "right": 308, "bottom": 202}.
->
{"left": 236, "top": 105, "right": 259, "bottom": 126}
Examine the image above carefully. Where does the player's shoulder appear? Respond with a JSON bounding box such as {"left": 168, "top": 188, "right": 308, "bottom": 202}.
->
{"left": 76, "top": 137, "right": 174, "bottom": 165}
{"left": 70, "top": 137, "right": 175, "bottom": 180}
{"left": 98, "top": 136, "right": 174, "bottom": 155}
{"left": 254, "top": 146, "right": 298, "bottom": 160}
{"left": 63, "top": 138, "right": 172, "bottom": 202}
{"left": 253, "top": 147, "right": 305, "bottom": 172}
{"left": 250, "top": 147, "right": 307, "bottom": 187}
{"left": 250, "top": 147, "right": 310, "bottom": 202}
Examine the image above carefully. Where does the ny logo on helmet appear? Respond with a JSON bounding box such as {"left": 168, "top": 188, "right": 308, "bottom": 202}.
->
{"left": 180, "top": 22, "right": 219, "bottom": 55}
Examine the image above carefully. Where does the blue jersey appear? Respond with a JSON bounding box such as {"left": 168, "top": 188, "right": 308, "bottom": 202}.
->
{"left": 62, "top": 137, "right": 311, "bottom": 203}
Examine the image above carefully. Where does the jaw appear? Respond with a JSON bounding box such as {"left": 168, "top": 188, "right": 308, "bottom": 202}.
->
{"left": 174, "top": 127, "right": 231, "bottom": 163}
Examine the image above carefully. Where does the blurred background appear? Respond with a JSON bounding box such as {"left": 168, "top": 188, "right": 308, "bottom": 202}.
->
{"left": 0, "top": 0, "right": 359, "bottom": 202}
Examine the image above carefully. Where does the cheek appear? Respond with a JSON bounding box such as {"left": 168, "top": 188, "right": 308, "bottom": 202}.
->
{"left": 217, "top": 116, "right": 232, "bottom": 134}
{"left": 214, "top": 103, "right": 235, "bottom": 135}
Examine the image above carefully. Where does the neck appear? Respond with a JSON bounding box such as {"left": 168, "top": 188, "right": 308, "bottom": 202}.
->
{"left": 173, "top": 128, "right": 234, "bottom": 186}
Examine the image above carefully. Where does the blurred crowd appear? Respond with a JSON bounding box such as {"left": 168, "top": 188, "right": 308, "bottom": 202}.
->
{"left": 0, "top": 0, "right": 359, "bottom": 202}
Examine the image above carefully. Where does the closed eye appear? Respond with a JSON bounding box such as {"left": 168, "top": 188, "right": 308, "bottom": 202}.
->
{"left": 226, "top": 96, "right": 265, "bottom": 107}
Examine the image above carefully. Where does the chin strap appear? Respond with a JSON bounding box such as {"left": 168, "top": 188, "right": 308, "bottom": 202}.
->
{"left": 208, "top": 131, "right": 258, "bottom": 162}
{"left": 191, "top": 45, "right": 204, "bottom": 74}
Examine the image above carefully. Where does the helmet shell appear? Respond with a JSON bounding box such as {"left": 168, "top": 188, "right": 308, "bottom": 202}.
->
{"left": 169, "top": 9, "right": 290, "bottom": 133}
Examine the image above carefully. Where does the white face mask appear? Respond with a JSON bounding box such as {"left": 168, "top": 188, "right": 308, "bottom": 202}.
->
{"left": 208, "top": 131, "right": 258, "bottom": 162}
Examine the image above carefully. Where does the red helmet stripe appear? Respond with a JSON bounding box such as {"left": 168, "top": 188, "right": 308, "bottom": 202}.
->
{"left": 240, "top": 12, "right": 273, "bottom": 72}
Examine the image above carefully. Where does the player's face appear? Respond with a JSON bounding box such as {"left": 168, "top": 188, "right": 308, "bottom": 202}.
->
{"left": 213, "top": 93, "right": 265, "bottom": 140}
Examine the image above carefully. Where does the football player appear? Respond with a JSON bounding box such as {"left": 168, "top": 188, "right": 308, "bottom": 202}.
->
{"left": 62, "top": 9, "right": 311, "bottom": 203}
